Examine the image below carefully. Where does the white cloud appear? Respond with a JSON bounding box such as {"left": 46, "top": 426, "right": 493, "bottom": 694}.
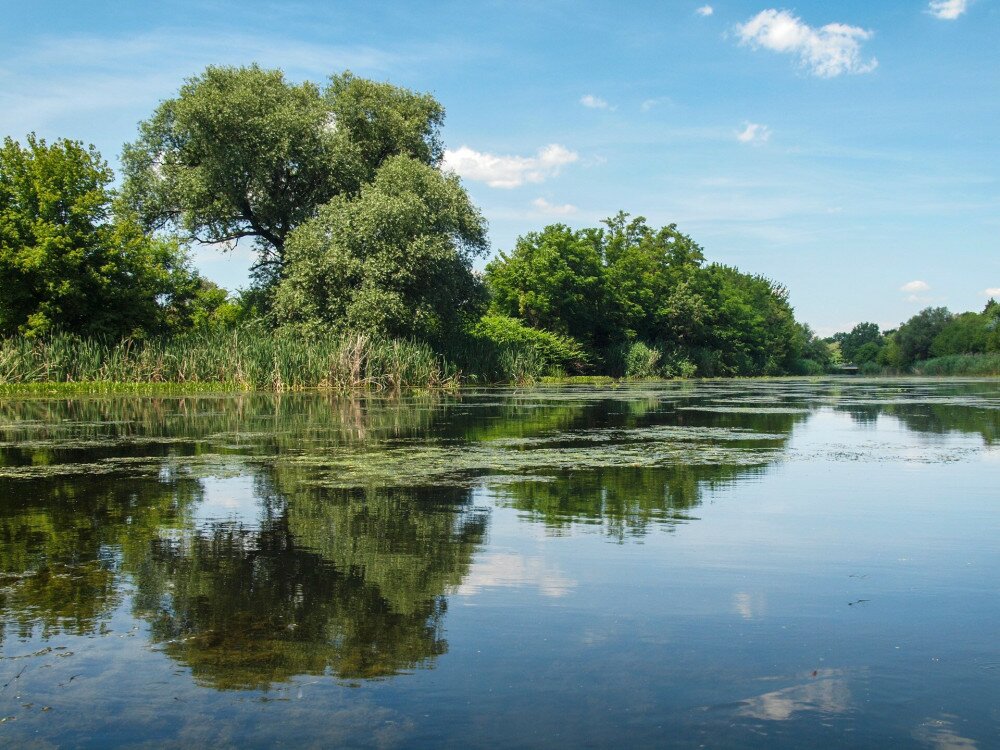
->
{"left": 983, "top": 287, "right": 1000, "bottom": 297}
{"left": 580, "top": 93, "right": 610, "bottom": 109}
{"left": 900, "top": 280, "right": 930, "bottom": 293}
{"left": 442, "top": 143, "right": 579, "bottom": 188}
{"left": 737, "top": 122, "right": 771, "bottom": 143}
{"left": 640, "top": 96, "right": 675, "bottom": 112}
{"left": 696, "top": 5, "right": 714, "bottom": 16}
{"left": 532, "top": 197, "right": 578, "bottom": 215}
{"left": 735, "top": 9, "right": 878, "bottom": 77}
{"left": 928, "top": 0, "right": 969, "bottom": 20}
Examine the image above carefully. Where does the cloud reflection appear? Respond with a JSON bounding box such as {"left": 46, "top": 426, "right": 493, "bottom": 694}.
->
{"left": 455, "top": 552, "right": 575, "bottom": 598}
{"left": 737, "top": 670, "right": 850, "bottom": 721}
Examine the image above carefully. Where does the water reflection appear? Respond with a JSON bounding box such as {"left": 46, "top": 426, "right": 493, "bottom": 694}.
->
{"left": 0, "top": 379, "right": 997, "bottom": 746}
{"left": 736, "top": 670, "right": 851, "bottom": 721}
{"left": 142, "top": 484, "right": 487, "bottom": 688}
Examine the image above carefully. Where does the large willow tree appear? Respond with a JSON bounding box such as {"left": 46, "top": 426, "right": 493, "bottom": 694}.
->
{"left": 120, "top": 66, "right": 445, "bottom": 280}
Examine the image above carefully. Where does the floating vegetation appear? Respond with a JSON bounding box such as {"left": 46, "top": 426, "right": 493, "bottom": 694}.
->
{"left": 677, "top": 406, "right": 812, "bottom": 414}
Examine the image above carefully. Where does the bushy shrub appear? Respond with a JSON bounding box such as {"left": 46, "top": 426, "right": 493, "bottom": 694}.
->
{"left": 468, "top": 315, "right": 589, "bottom": 373}
{"left": 624, "top": 341, "right": 662, "bottom": 378}
{"left": 791, "top": 358, "right": 826, "bottom": 376}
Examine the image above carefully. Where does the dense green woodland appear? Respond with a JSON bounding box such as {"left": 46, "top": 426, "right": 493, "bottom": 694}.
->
{"left": 828, "top": 304, "right": 1000, "bottom": 375}
{"left": 1, "top": 65, "right": 996, "bottom": 387}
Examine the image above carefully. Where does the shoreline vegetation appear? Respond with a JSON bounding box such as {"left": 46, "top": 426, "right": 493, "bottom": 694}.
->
{"left": 3, "top": 65, "right": 998, "bottom": 392}
{"left": 1, "top": 327, "right": 998, "bottom": 396}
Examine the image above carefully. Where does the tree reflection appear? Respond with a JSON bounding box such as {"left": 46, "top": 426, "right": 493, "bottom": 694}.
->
{"left": 0, "top": 474, "right": 201, "bottom": 643}
{"left": 134, "top": 483, "right": 486, "bottom": 688}
{"left": 3, "top": 381, "right": 994, "bottom": 690}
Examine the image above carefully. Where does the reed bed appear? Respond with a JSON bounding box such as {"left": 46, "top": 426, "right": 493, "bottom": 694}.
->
{"left": 0, "top": 327, "right": 458, "bottom": 392}
{"left": 912, "top": 353, "right": 1000, "bottom": 376}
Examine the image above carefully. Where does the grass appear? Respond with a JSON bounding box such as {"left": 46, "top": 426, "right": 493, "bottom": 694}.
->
{"left": 912, "top": 352, "right": 1000, "bottom": 376}
{"left": 0, "top": 327, "right": 458, "bottom": 392}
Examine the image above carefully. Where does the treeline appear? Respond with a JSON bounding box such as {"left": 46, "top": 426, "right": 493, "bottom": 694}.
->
{"left": 829, "top": 302, "right": 1000, "bottom": 375}
{"left": 2, "top": 64, "right": 830, "bottom": 387}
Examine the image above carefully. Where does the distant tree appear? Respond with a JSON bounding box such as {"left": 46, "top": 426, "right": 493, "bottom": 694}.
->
{"left": 852, "top": 341, "right": 882, "bottom": 365}
{"left": 931, "top": 311, "right": 989, "bottom": 356}
{"left": 0, "top": 134, "right": 193, "bottom": 338}
{"left": 797, "top": 324, "right": 833, "bottom": 372}
{"left": 985, "top": 299, "right": 1000, "bottom": 352}
{"left": 835, "top": 322, "right": 883, "bottom": 363}
{"left": 895, "top": 307, "right": 953, "bottom": 365}
{"left": 121, "top": 66, "right": 444, "bottom": 282}
{"left": 162, "top": 278, "right": 240, "bottom": 332}
{"left": 877, "top": 332, "right": 904, "bottom": 370}
{"left": 273, "top": 156, "right": 486, "bottom": 340}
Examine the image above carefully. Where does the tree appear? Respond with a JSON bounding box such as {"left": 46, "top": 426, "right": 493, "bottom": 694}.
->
{"left": 601, "top": 212, "right": 706, "bottom": 343}
{"left": 931, "top": 310, "right": 989, "bottom": 356}
{"left": 485, "top": 224, "right": 608, "bottom": 344}
{"left": 698, "top": 265, "right": 801, "bottom": 376}
{"left": 121, "top": 66, "right": 444, "bottom": 281}
{"left": 0, "top": 134, "right": 193, "bottom": 338}
{"left": 273, "top": 155, "right": 487, "bottom": 340}
{"left": 895, "top": 307, "right": 953, "bottom": 365}
{"left": 834, "top": 322, "right": 883, "bottom": 364}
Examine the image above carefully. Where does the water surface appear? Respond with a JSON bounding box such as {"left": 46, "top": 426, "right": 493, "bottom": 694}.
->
{"left": 0, "top": 379, "right": 998, "bottom": 748}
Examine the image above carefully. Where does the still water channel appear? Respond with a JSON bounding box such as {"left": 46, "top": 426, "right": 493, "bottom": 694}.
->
{"left": 0, "top": 379, "right": 997, "bottom": 748}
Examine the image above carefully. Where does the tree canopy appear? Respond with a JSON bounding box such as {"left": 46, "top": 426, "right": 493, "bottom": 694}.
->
{"left": 121, "top": 66, "right": 445, "bottom": 279}
{"left": 273, "top": 155, "right": 487, "bottom": 340}
{"left": 484, "top": 213, "right": 809, "bottom": 376}
{"left": 0, "top": 134, "right": 195, "bottom": 338}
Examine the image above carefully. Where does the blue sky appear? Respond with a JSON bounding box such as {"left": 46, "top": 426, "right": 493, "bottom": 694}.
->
{"left": 2, "top": 0, "right": 997, "bottom": 334}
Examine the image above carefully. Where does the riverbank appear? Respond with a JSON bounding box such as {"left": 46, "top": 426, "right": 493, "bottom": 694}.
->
{"left": 4, "top": 329, "right": 998, "bottom": 395}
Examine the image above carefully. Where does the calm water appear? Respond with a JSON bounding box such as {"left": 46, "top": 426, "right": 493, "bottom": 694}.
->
{"left": 0, "top": 379, "right": 998, "bottom": 748}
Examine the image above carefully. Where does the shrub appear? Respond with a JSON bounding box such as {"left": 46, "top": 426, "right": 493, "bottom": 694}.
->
{"left": 467, "top": 315, "right": 589, "bottom": 374}
{"left": 624, "top": 341, "right": 662, "bottom": 378}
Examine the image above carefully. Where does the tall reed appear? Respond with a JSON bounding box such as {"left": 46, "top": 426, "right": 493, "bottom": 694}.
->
{"left": 0, "top": 327, "right": 457, "bottom": 392}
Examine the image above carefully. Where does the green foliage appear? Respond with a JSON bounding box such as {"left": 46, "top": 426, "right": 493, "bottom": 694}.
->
{"left": 833, "top": 322, "right": 884, "bottom": 364}
{"left": 486, "top": 214, "right": 801, "bottom": 377}
{"left": 602, "top": 212, "right": 706, "bottom": 344}
{"left": 914, "top": 352, "right": 1000, "bottom": 376}
{"left": 121, "top": 65, "right": 444, "bottom": 278}
{"left": 485, "top": 223, "right": 608, "bottom": 344}
{"left": 0, "top": 326, "right": 453, "bottom": 391}
{"left": 0, "top": 134, "right": 196, "bottom": 338}
{"left": 624, "top": 341, "right": 662, "bottom": 378}
{"left": 467, "top": 314, "right": 589, "bottom": 374}
{"left": 895, "top": 307, "right": 953, "bottom": 365}
{"left": 795, "top": 324, "right": 834, "bottom": 373}
{"left": 695, "top": 264, "right": 802, "bottom": 376}
{"left": 273, "top": 155, "right": 487, "bottom": 341}
{"left": 877, "top": 334, "right": 905, "bottom": 370}
{"left": 931, "top": 310, "right": 990, "bottom": 356}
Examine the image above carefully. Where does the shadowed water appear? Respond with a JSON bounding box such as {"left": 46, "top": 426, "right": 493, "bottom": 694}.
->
{"left": 0, "top": 379, "right": 997, "bottom": 748}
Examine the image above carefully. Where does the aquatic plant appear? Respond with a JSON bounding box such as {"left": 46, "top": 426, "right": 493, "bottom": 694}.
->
{"left": 0, "top": 327, "right": 456, "bottom": 392}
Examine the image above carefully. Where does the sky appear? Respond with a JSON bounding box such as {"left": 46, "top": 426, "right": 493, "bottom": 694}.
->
{"left": 1, "top": 0, "right": 998, "bottom": 335}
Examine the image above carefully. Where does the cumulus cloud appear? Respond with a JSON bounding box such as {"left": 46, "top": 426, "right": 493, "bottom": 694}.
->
{"left": 737, "top": 122, "right": 771, "bottom": 143}
{"left": 532, "top": 197, "right": 578, "bottom": 215}
{"left": 580, "top": 94, "right": 610, "bottom": 109}
{"left": 442, "top": 144, "right": 579, "bottom": 188}
{"left": 735, "top": 9, "right": 878, "bottom": 77}
{"left": 640, "top": 96, "right": 674, "bottom": 112}
{"left": 984, "top": 287, "right": 1000, "bottom": 297}
{"left": 900, "top": 280, "right": 930, "bottom": 293}
{"left": 696, "top": 5, "right": 714, "bottom": 16}
{"left": 928, "top": 0, "right": 969, "bottom": 20}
